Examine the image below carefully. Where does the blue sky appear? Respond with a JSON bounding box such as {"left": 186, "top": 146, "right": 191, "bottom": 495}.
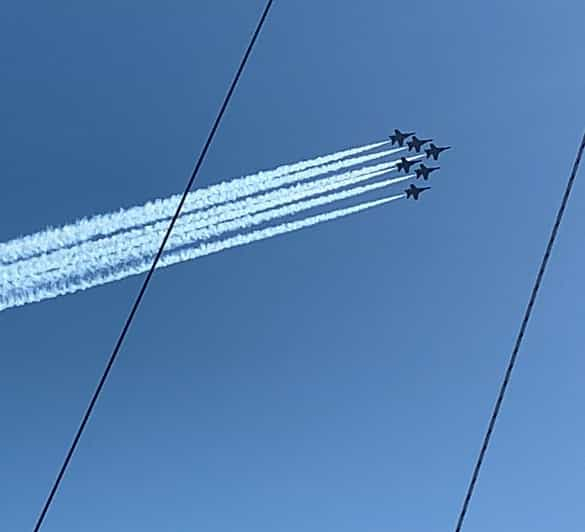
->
{"left": 1, "top": 1, "right": 584, "bottom": 530}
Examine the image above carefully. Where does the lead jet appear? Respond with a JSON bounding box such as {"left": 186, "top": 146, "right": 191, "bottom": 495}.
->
{"left": 396, "top": 157, "right": 417, "bottom": 173}
{"left": 425, "top": 143, "right": 451, "bottom": 160}
{"left": 389, "top": 128, "right": 414, "bottom": 147}
{"left": 405, "top": 183, "right": 431, "bottom": 200}
{"left": 407, "top": 135, "right": 432, "bottom": 153}
{"left": 415, "top": 163, "right": 440, "bottom": 180}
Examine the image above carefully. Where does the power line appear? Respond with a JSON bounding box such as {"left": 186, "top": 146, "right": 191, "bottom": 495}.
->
{"left": 31, "top": 2, "right": 275, "bottom": 530}
{"left": 454, "top": 130, "right": 585, "bottom": 532}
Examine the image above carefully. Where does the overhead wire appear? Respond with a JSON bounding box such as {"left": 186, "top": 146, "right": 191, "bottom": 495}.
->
{"left": 31, "top": 1, "right": 275, "bottom": 530}
{"left": 454, "top": 130, "right": 585, "bottom": 531}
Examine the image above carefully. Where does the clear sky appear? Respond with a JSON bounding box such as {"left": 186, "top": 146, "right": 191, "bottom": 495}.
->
{"left": 1, "top": 1, "right": 584, "bottom": 530}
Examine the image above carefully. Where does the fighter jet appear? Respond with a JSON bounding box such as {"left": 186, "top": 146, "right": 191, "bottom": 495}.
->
{"left": 407, "top": 136, "right": 432, "bottom": 153}
{"left": 389, "top": 128, "right": 414, "bottom": 147}
{"left": 405, "top": 183, "right": 431, "bottom": 200}
{"left": 396, "top": 157, "right": 417, "bottom": 173}
{"left": 415, "top": 163, "right": 440, "bottom": 180}
{"left": 425, "top": 143, "right": 451, "bottom": 160}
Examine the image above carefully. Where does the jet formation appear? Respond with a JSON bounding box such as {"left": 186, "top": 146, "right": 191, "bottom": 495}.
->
{"left": 388, "top": 128, "right": 451, "bottom": 200}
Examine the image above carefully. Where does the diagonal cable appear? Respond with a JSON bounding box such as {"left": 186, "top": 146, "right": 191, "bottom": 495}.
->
{"left": 454, "top": 130, "right": 585, "bottom": 531}
{"left": 32, "top": 1, "right": 275, "bottom": 530}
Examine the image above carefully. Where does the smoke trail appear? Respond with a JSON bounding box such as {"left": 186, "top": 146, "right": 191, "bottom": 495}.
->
{"left": 1, "top": 161, "right": 409, "bottom": 284}
{"left": 0, "top": 193, "right": 404, "bottom": 312}
{"left": 0, "top": 141, "right": 400, "bottom": 265}
{"left": 2, "top": 172, "right": 412, "bottom": 292}
{"left": 7, "top": 173, "right": 413, "bottom": 289}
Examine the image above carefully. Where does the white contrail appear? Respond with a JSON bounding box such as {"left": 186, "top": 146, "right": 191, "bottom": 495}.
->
{"left": 0, "top": 193, "right": 404, "bottom": 312}
{"left": 0, "top": 163, "right": 393, "bottom": 280}
{"left": 2, "top": 171, "right": 413, "bottom": 292}
{"left": 0, "top": 141, "right": 401, "bottom": 265}
{"left": 1, "top": 161, "right": 411, "bottom": 284}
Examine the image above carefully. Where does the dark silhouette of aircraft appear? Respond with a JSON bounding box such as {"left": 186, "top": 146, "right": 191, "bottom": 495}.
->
{"left": 389, "top": 129, "right": 414, "bottom": 147}
{"left": 396, "top": 157, "right": 417, "bottom": 173}
{"left": 405, "top": 184, "right": 431, "bottom": 200}
{"left": 407, "top": 136, "right": 432, "bottom": 153}
{"left": 415, "top": 163, "right": 440, "bottom": 180}
{"left": 425, "top": 143, "right": 451, "bottom": 160}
